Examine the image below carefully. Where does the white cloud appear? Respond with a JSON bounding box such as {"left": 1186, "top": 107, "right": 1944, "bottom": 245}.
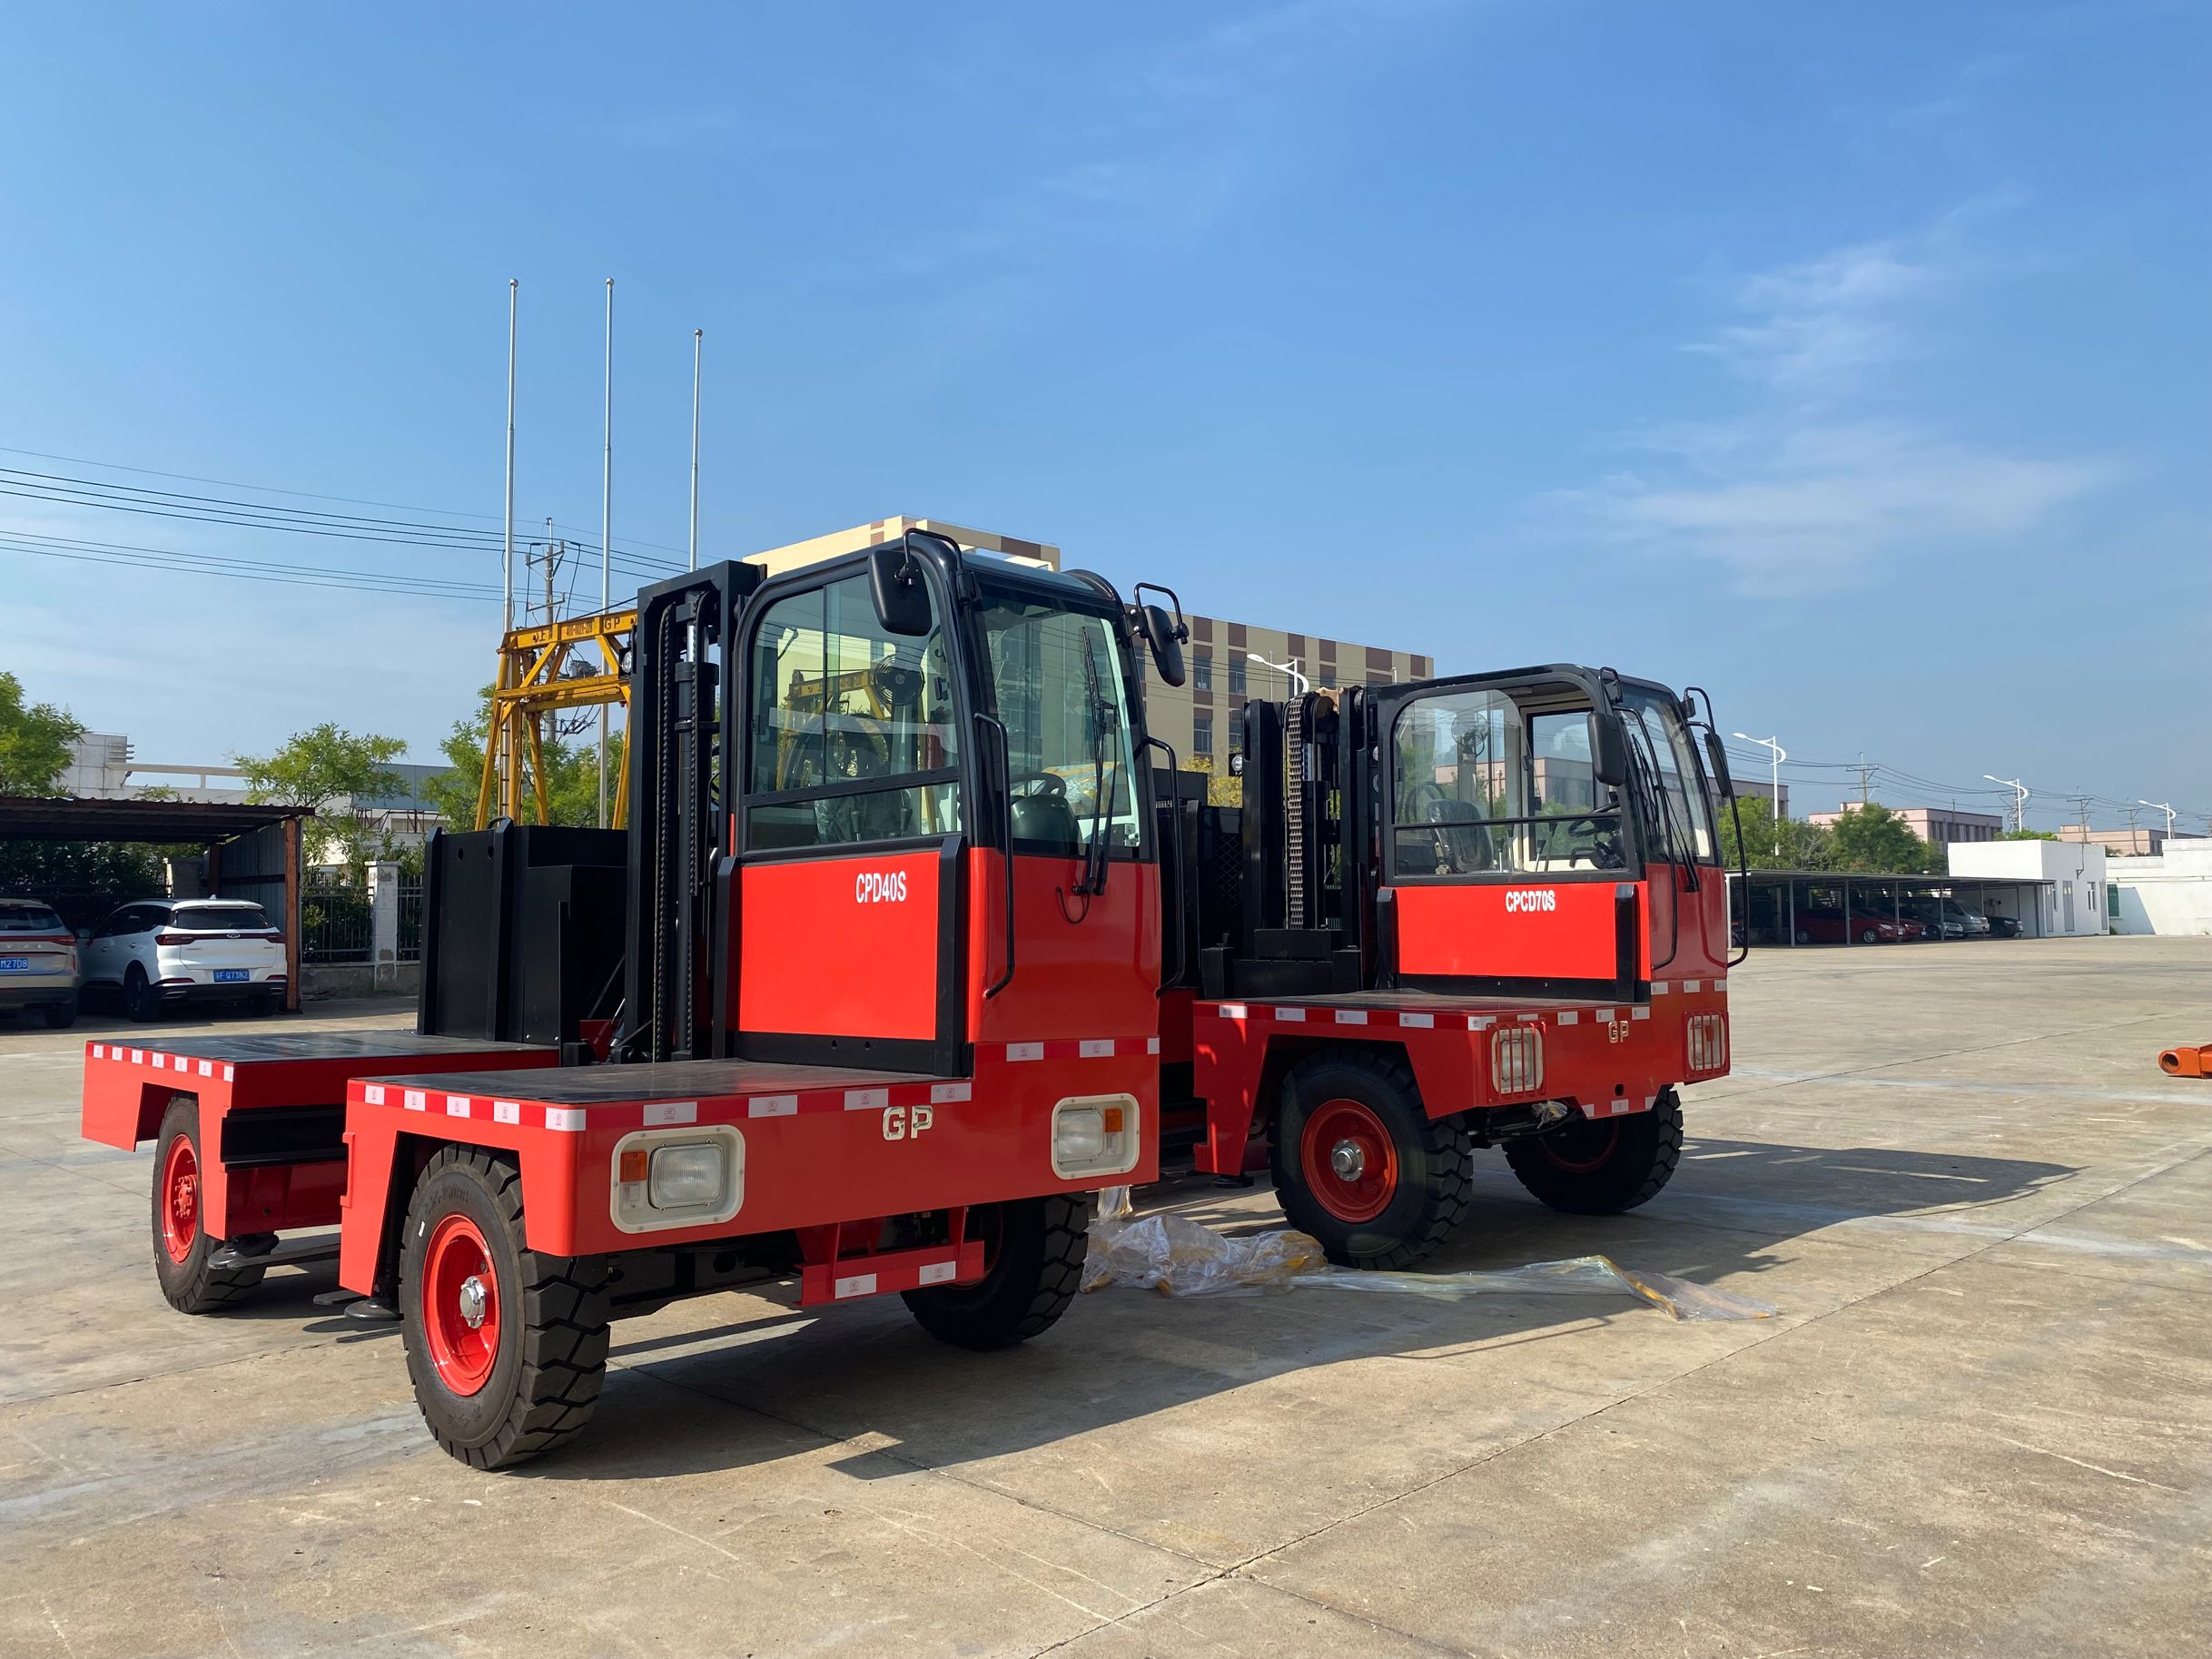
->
{"left": 1551, "top": 212, "right": 2112, "bottom": 593}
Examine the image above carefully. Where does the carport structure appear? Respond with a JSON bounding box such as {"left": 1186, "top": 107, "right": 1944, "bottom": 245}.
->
{"left": 0, "top": 795, "right": 314, "bottom": 1010}
{"left": 1728, "top": 867, "right": 2055, "bottom": 947}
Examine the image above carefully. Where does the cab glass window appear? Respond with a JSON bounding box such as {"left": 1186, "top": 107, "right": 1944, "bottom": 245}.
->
{"left": 976, "top": 595, "right": 1141, "bottom": 859}
{"left": 1390, "top": 688, "right": 1625, "bottom": 876}
{"left": 1618, "top": 689, "right": 1717, "bottom": 864}
{"left": 744, "top": 575, "right": 961, "bottom": 850}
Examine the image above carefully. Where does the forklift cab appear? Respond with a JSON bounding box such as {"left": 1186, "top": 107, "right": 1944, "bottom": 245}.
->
{"left": 633, "top": 535, "right": 1166, "bottom": 1074}
{"left": 1372, "top": 665, "right": 1729, "bottom": 1000}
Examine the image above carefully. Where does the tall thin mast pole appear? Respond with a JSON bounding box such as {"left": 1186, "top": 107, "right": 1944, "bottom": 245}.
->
{"left": 688, "top": 329, "right": 703, "bottom": 571}
{"left": 502, "top": 281, "right": 517, "bottom": 632}
{"left": 598, "top": 278, "right": 614, "bottom": 827}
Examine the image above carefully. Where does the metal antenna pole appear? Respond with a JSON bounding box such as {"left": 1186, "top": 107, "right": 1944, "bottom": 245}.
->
{"left": 599, "top": 278, "right": 614, "bottom": 828}
{"left": 689, "top": 329, "right": 703, "bottom": 571}
{"left": 503, "top": 281, "right": 518, "bottom": 633}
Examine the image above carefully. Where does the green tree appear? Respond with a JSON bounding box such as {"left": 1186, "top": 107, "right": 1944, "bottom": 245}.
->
{"left": 2000, "top": 827, "right": 2058, "bottom": 841}
{"left": 422, "top": 689, "right": 609, "bottom": 829}
{"left": 236, "top": 723, "right": 406, "bottom": 873}
{"left": 1826, "top": 802, "right": 1944, "bottom": 874}
{"left": 1715, "top": 794, "right": 1834, "bottom": 869}
{"left": 0, "top": 670, "right": 84, "bottom": 795}
{"left": 0, "top": 840, "right": 167, "bottom": 931}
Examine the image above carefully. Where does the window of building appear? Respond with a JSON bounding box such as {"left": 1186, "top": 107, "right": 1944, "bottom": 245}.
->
{"left": 1228, "top": 658, "right": 1247, "bottom": 696}
{"left": 1192, "top": 653, "right": 1212, "bottom": 691}
{"left": 1193, "top": 713, "right": 1213, "bottom": 755}
{"left": 744, "top": 575, "right": 962, "bottom": 850}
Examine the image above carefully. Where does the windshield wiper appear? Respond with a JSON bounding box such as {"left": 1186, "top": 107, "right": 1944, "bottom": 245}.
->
{"left": 1073, "top": 630, "right": 1113, "bottom": 899}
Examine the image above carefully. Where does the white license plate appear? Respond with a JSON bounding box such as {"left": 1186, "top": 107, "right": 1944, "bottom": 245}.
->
{"left": 0, "top": 957, "right": 29, "bottom": 973}
{"left": 213, "top": 969, "right": 252, "bottom": 983}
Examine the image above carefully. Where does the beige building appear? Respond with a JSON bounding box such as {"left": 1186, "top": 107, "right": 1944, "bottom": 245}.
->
{"left": 755, "top": 516, "right": 1060, "bottom": 578}
{"left": 2060, "top": 825, "right": 2200, "bottom": 858}
{"left": 1146, "top": 616, "right": 1432, "bottom": 768}
{"left": 1808, "top": 801, "right": 2005, "bottom": 846}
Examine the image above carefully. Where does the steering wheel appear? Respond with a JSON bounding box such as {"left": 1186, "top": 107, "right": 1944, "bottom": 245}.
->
{"left": 1538, "top": 812, "right": 1624, "bottom": 869}
{"left": 1009, "top": 769, "right": 1067, "bottom": 798}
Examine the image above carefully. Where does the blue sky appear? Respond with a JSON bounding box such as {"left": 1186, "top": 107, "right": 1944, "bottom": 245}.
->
{"left": 2, "top": 1, "right": 2205, "bottom": 831}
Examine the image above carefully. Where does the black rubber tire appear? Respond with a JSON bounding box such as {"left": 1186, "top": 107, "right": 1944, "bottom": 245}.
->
{"left": 123, "top": 963, "right": 157, "bottom": 1022}
{"left": 151, "top": 1094, "right": 267, "bottom": 1313}
{"left": 40, "top": 998, "right": 77, "bottom": 1029}
{"left": 253, "top": 991, "right": 285, "bottom": 1017}
{"left": 902, "top": 1194, "right": 1086, "bottom": 1350}
{"left": 1860, "top": 927, "right": 1879, "bottom": 944}
{"left": 1793, "top": 927, "right": 1811, "bottom": 944}
{"left": 1272, "top": 1047, "right": 1473, "bottom": 1270}
{"left": 1505, "top": 1089, "right": 1684, "bottom": 1215}
{"left": 399, "top": 1146, "right": 611, "bottom": 1470}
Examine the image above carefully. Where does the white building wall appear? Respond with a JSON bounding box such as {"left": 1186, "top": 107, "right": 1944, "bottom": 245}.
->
{"left": 2106, "top": 842, "right": 2212, "bottom": 936}
{"left": 1950, "top": 840, "right": 2109, "bottom": 937}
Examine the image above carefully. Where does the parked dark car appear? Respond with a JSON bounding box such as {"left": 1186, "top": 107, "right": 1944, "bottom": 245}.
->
{"left": 1984, "top": 913, "right": 2021, "bottom": 938}
{"left": 1793, "top": 908, "right": 1925, "bottom": 944}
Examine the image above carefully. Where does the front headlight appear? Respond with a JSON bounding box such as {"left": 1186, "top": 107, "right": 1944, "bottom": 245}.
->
{"left": 649, "top": 1142, "right": 726, "bottom": 1209}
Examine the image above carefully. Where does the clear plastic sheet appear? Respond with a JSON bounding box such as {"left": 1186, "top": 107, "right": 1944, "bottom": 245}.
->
{"left": 1083, "top": 1203, "right": 1775, "bottom": 1321}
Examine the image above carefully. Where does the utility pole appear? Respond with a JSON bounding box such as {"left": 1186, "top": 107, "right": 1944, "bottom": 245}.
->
{"left": 598, "top": 278, "right": 614, "bottom": 828}
{"left": 1733, "top": 733, "right": 1786, "bottom": 857}
{"left": 2071, "top": 795, "right": 2089, "bottom": 842}
{"left": 688, "top": 329, "right": 703, "bottom": 571}
{"left": 1984, "top": 775, "right": 2028, "bottom": 834}
{"left": 1857, "top": 754, "right": 1871, "bottom": 806}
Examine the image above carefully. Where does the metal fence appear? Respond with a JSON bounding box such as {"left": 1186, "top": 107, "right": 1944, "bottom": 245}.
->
{"left": 397, "top": 882, "right": 425, "bottom": 962}
{"left": 301, "top": 879, "right": 371, "bottom": 963}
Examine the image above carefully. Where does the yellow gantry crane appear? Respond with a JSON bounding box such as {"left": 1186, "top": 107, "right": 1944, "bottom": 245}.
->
{"left": 475, "top": 607, "right": 636, "bottom": 829}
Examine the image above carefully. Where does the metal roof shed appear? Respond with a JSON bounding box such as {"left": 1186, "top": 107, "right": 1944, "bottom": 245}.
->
{"left": 0, "top": 795, "right": 315, "bottom": 1009}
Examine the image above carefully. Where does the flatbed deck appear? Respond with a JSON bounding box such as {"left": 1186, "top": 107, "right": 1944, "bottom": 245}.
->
{"left": 357, "top": 1056, "right": 941, "bottom": 1107}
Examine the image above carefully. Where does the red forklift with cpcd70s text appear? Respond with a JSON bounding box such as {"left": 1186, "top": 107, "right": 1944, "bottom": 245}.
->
{"left": 80, "top": 530, "right": 1743, "bottom": 1467}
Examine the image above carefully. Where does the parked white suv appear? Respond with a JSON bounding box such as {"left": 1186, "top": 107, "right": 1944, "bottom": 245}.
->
{"left": 0, "top": 899, "right": 79, "bottom": 1028}
{"left": 81, "top": 899, "right": 289, "bottom": 1022}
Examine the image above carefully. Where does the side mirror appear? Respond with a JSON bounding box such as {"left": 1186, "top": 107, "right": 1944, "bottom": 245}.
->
{"left": 1592, "top": 710, "right": 1630, "bottom": 789}
{"left": 868, "top": 546, "right": 933, "bottom": 637}
{"left": 1135, "top": 604, "right": 1186, "bottom": 686}
{"left": 1702, "top": 729, "right": 1733, "bottom": 797}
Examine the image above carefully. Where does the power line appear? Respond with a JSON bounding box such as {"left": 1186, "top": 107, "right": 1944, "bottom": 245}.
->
{"left": 0, "top": 442, "right": 701, "bottom": 563}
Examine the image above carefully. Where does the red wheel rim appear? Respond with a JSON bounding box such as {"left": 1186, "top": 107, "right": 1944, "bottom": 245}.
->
{"left": 1542, "top": 1118, "right": 1620, "bottom": 1174}
{"left": 1300, "top": 1098, "right": 1398, "bottom": 1223}
{"left": 159, "top": 1134, "right": 199, "bottom": 1263}
{"left": 420, "top": 1214, "right": 500, "bottom": 1396}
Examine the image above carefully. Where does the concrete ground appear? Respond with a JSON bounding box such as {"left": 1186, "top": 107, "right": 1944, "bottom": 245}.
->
{"left": 2, "top": 938, "right": 2208, "bottom": 1658}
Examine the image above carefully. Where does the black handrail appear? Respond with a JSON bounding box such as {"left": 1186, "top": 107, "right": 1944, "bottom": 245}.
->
{"left": 1141, "top": 734, "right": 1183, "bottom": 991}
{"left": 974, "top": 712, "right": 1017, "bottom": 998}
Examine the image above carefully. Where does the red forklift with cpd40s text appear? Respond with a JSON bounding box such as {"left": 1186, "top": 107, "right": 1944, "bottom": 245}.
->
{"left": 80, "top": 532, "right": 1743, "bottom": 1467}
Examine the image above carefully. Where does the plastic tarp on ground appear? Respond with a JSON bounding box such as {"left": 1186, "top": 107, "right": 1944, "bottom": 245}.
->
{"left": 1082, "top": 1193, "right": 1776, "bottom": 1323}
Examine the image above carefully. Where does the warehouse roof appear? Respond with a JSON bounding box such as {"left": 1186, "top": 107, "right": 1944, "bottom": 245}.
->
{"left": 0, "top": 795, "right": 314, "bottom": 844}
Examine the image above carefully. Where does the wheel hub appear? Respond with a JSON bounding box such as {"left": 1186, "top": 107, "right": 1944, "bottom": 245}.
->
{"left": 1300, "top": 1099, "right": 1399, "bottom": 1225}
{"left": 458, "top": 1275, "right": 489, "bottom": 1329}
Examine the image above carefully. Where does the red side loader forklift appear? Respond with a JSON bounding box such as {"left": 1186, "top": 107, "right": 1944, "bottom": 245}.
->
{"left": 81, "top": 533, "right": 1742, "bottom": 1467}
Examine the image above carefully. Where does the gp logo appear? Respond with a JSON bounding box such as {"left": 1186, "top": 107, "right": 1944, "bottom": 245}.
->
{"left": 855, "top": 870, "right": 910, "bottom": 904}
{"left": 1503, "top": 889, "right": 1558, "bottom": 913}
{"left": 883, "top": 1104, "right": 934, "bottom": 1141}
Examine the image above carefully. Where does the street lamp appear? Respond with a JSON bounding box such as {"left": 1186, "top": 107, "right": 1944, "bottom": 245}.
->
{"left": 1984, "top": 775, "right": 2029, "bottom": 834}
{"left": 2138, "top": 800, "right": 2176, "bottom": 846}
{"left": 1247, "top": 652, "right": 1308, "bottom": 697}
{"left": 1733, "top": 733, "right": 1785, "bottom": 856}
